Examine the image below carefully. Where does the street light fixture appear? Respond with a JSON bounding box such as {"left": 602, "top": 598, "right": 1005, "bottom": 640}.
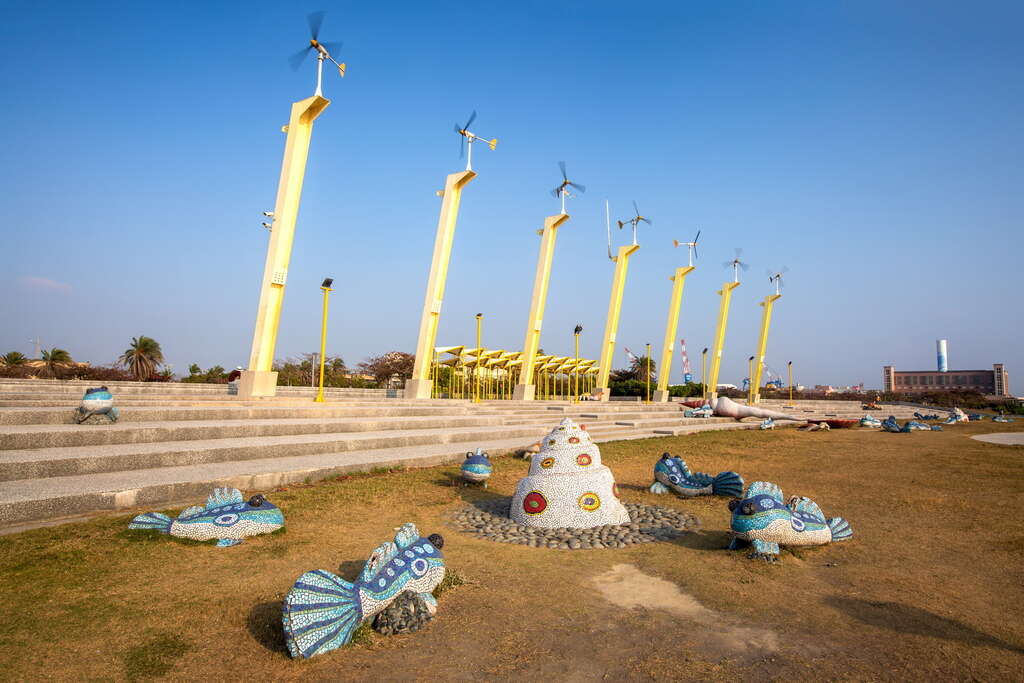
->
{"left": 573, "top": 324, "right": 583, "bottom": 403}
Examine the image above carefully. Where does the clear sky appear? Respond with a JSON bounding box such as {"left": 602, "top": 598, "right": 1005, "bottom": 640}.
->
{"left": 1, "top": 1, "right": 1020, "bottom": 389}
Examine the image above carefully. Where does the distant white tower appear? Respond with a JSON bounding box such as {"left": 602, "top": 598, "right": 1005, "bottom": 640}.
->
{"left": 936, "top": 339, "right": 948, "bottom": 373}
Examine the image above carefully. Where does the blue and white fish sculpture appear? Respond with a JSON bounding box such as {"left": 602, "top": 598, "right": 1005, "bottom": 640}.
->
{"left": 968, "top": 413, "right": 982, "bottom": 421}
{"left": 128, "top": 487, "right": 284, "bottom": 547}
{"left": 684, "top": 404, "right": 713, "bottom": 419}
{"left": 460, "top": 447, "right": 492, "bottom": 487}
{"left": 650, "top": 453, "right": 744, "bottom": 498}
{"left": 282, "top": 522, "right": 446, "bottom": 659}
{"left": 881, "top": 416, "right": 903, "bottom": 432}
{"left": 993, "top": 415, "right": 1014, "bottom": 423}
{"left": 759, "top": 417, "right": 775, "bottom": 430}
{"left": 74, "top": 386, "right": 119, "bottom": 424}
{"left": 943, "top": 413, "right": 959, "bottom": 425}
{"left": 859, "top": 414, "right": 881, "bottom": 428}
{"left": 728, "top": 481, "right": 852, "bottom": 562}
{"left": 906, "top": 420, "right": 933, "bottom": 431}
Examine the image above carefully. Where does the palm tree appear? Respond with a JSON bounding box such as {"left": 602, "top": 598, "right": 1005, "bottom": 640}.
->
{"left": 119, "top": 336, "right": 164, "bottom": 381}
{"left": 1, "top": 351, "right": 27, "bottom": 367}
{"left": 40, "top": 348, "right": 72, "bottom": 378}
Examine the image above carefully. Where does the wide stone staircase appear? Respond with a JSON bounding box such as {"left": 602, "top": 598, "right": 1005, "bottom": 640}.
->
{"left": 0, "top": 379, "right": 926, "bottom": 529}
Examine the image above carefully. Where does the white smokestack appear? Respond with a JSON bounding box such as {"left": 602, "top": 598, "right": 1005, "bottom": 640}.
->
{"left": 936, "top": 339, "right": 948, "bottom": 372}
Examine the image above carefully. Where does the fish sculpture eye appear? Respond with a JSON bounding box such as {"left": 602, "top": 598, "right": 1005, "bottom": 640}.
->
{"left": 427, "top": 533, "right": 444, "bottom": 549}
{"left": 741, "top": 502, "right": 756, "bottom": 515}
{"left": 248, "top": 495, "right": 265, "bottom": 507}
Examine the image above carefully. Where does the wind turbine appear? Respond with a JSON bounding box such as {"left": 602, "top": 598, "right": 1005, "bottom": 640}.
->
{"left": 722, "top": 248, "right": 750, "bottom": 283}
{"left": 767, "top": 266, "right": 789, "bottom": 295}
{"left": 551, "top": 161, "right": 586, "bottom": 214}
{"left": 288, "top": 11, "right": 346, "bottom": 97}
{"left": 617, "top": 201, "right": 652, "bottom": 246}
{"left": 454, "top": 110, "right": 498, "bottom": 172}
{"left": 673, "top": 229, "right": 702, "bottom": 267}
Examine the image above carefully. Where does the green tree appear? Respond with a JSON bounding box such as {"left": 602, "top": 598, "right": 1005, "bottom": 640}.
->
{"left": 40, "top": 348, "right": 72, "bottom": 378}
{"left": 1, "top": 351, "right": 27, "bottom": 367}
{"left": 188, "top": 363, "right": 201, "bottom": 376}
{"left": 118, "top": 336, "right": 164, "bottom": 381}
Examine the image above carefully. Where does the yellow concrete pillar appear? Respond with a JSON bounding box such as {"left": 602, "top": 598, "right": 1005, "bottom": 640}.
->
{"left": 239, "top": 95, "right": 330, "bottom": 398}
{"left": 513, "top": 213, "right": 570, "bottom": 400}
{"left": 593, "top": 244, "right": 640, "bottom": 401}
{"left": 707, "top": 281, "right": 740, "bottom": 400}
{"left": 750, "top": 293, "right": 782, "bottom": 404}
{"left": 653, "top": 265, "right": 695, "bottom": 402}
{"left": 405, "top": 170, "right": 477, "bottom": 398}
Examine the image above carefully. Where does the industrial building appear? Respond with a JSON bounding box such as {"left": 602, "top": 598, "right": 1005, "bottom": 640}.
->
{"left": 883, "top": 340, "right": 1010, "bottom": 396}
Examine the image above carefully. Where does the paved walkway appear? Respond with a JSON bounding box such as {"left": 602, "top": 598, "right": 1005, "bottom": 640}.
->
{"left": 971, "top": 433, "right": 1024, "bottom": 446}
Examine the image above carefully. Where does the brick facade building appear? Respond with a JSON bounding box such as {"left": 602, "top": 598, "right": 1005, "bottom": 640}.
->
{"left": 882, "top": 363, "right": 1009, "bottom": 396}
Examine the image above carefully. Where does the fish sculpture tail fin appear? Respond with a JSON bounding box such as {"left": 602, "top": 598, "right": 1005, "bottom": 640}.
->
{"left": 828, "top": 517, "right": 853, "bottom": 542}
{"left": 282, "top": 569, "right": 363, "bottom": 659}
{"left": 127, "top": 512, "right": 173, "bottom": 534}
{"left": 711, "top": 471, "right": 744, "bottom": 498}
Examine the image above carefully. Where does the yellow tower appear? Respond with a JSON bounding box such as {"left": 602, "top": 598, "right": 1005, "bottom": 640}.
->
{"left": 749, "top": 293, "right": 782, "bottom": 404}
{"left": 406, "top": 171, "right": 477, "bottom": 398}
{"left": 707, "top": 281, "right": 740, "bottom": 400}
{"left": 239, "top": 94, "right": 330, "bottom": 398}
{"left": 593, "top": 244, "right": 640, "bottom": 401}
{"left": 653, "top": 265, "right": 695, "bottom": 402}
{"left": 513, "top": 213, "right": 571, "bottom": 400}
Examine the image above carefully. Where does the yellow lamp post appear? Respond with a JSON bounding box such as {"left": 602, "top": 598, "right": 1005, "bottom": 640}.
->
{"left": 747, "top": 355, "right": 755, "bottom": 405}
{"left": 594, "top": 244, "right": 640, "bottom": 400}
{"left": 314, "top": 277, "right": 333, "bottom": 402}
{"left": 788, "top": 360, "right": 794, "bottom": 404}
{"left": 645, "top": 343, "right": 652, "bottom": 403}
{"left": 474, "top": 313, "right": 483, "bottom": 403}
{"left": 702, "top": 347, "right": 708, "bottom": 401}
{"left": 573, "top": 324, "right": 582, "bottom": 403}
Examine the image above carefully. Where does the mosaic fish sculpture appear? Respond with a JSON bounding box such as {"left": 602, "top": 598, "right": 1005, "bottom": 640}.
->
{"left": 650, "top": 454, "right": 744, "bottom": 498}
{"left": 859, "top": 414, "right": 881, "bottom": 428}
{"left": 905, "top": 420, "right": 933, "bottom": 431}
{"left": 282, "top": 523, "right": 445, "bottom": 659}
{"left": 881, "top": 416, "right": 903, "bottom": 432}
{"left": 993, "top": 415, "right": 1014, "bottom": 423}
{"left": 127, "top": 488, "right": 284, "bottom": 547}
{"left": 914, "top": 412, "right": 940, "bottom": 421}
{"left": 968, "top": 413, "right": 983, "bottom": 421}
{"left": 942, "top": 413, "right": 959, "bottom": 425}
{"left": 728, "top": 481, "right": 853, "bottom": 562}
{"left": 74, "top": 386, "right": 119, "bottom": 424}
{"left": 460, "top": 447, "right": 492, "bottom": 487}
{"left": 684, "top": 405, "right": 713, "bottom": 418}
{"left": 709, "top": 396, "right": 803, "bottom": 422}
{"left": 759, "top": 417, "right": 775, "bottom": 430}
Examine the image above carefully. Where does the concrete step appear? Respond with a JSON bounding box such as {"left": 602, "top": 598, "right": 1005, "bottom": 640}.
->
{"left": 0, "top": 414, "right": 513, "bottom": 450}
{"left": 0, "top": 425, "right": 675, "bottom": 528}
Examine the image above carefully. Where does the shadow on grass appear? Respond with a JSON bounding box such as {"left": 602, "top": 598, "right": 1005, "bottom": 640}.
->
{"left": 670, "top": 528, "right": 733, "bottom": 551}
{"left": 120, "top": 631, "right": 191, "bottom": 681}
{"left": 825, "top": 596, "right": 1024, "bottom": 654}
{"left": 247, "top": 600, "right": 288, "bottom": 655}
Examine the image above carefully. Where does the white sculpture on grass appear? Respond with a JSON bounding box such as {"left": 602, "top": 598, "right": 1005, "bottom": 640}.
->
{"left": 510, "top": 418, "right": 630, "bottom": 528}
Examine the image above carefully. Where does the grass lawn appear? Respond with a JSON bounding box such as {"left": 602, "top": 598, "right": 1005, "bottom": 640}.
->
{"left": 1, "top": 420, "right": 1022, "bottom": 681}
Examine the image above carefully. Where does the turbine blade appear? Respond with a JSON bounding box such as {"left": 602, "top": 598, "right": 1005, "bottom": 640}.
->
{"left": 633, "top": 200, "right": 640, "bottom": 217}
{"left": 722, "top": 261, "right": 732, "bottom": 269}
{"left": 558, "top": 160, "right": 567, "bottom": 181}
{"left": 288, "top": 46, "right": 313, "bottom": 71}
{"left": 740, "top": 262, "right": 750, "bottom": 271}
{"left": 551, "top": 187, "right": 561, "bottom": 198}
{"left": 735, "top": 247, "right": 743, "bottom": 258}
{"left": 694, "top": 245, "right": 699, "bottom": 260}
{"left": 568, "top": 182, "right": 586, "bottom": 193}
{"left": 693, "top": 229, "right": 701, "bottom": 243}
{"left": 641, "top": 216, "right": 652, "bottom": 225}
{"left": 307, "top": 10, "right": 325, "bottom": 40}
{"left": 319, "top": 40, "right": 343, "bottom": 55}
{"left": 463, "top": 110, "right": 477, "bottom": 131}
{"left": 782, "top": 265, "right": 790, "bottom": 273}
{"left": 454, "top": 123, "right": 462, "bottom": 134}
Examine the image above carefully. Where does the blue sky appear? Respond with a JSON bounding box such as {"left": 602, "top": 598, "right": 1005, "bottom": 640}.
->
{"left": 1, "top": 1, "right": 1020, "bottom": 389}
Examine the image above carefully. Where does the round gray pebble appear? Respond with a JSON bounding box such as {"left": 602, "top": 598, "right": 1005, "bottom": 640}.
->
{"left": 449, "top": 498, "right": 699, "bottom": 550}
{"left": 372, "top": 591, "right": 434, "bottom": 636}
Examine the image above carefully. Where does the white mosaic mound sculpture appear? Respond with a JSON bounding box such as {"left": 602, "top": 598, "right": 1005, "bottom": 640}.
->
{"left": 510, "top": 418, "right": 630, "bottom": 529}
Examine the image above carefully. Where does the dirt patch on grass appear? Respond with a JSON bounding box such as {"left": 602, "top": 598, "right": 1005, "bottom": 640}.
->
{"left": 0, "top": 421, "right": 1022, "bottom": 680}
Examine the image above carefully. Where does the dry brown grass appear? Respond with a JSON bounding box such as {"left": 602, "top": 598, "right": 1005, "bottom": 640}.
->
{"left": 1, "top": 421, "right": 1022, "bottom": 681}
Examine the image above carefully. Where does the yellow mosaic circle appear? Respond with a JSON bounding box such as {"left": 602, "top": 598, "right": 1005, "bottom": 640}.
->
{"left": 578, "top": 491, "right": 601, "bottom": 511}
{"left": 540, "top": 457, "right": 555, "bottom": 469}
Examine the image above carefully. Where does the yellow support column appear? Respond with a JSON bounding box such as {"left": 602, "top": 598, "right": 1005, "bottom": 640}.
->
{"left": 405, "top": 170, "right": 477, "bottom": 398}
{"left": 750, "top": 293, "right": 782, "bottom": 404}
{"left": 707, "top": 281, "right": 741, "bottom": 400}
{"left": 239, "top": 95, "right": 330, "bottom": 398}
{"left": 514, "top": 213, "right": 570, "bottom": 400}
{"left": 653, "top": 265, "right": 695, "bottom": 402}
{"left": 593, "top": 244, "right": 640, "bottom": 401}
